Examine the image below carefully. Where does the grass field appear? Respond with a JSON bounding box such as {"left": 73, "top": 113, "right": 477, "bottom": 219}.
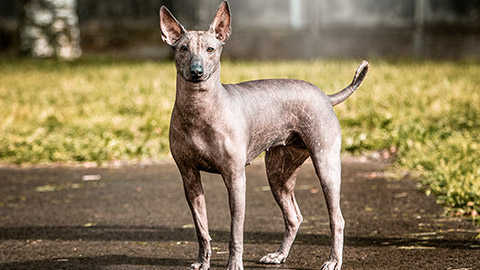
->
{"left": 0, "top": 57, "right": 478, "bottom": 220}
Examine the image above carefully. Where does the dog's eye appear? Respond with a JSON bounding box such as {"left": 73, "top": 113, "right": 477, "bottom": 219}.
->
{"left": 180, "top": 45, "right": 188, "bottom": 52}
{"left": 207, "top": 47, "right": 214, "bottom": 53}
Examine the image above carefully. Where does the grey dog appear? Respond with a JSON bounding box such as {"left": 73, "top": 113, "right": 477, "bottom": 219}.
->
{"left": 159, "top": 1, "right": 368, "bottom": 269}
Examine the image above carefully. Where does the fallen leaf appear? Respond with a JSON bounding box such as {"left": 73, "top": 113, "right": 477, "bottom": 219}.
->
{"left": 82, "top": 175, "right": 101, "bottom": 181}
{"left": 394, "top": 192, "right": 408, "bottom": 199}
{"left": 456, "top": 209, "right": 466, "bottom": 216}
{"left": 408, "top": 232, "right": 436, "bottom": 237}
{"left": 35, "top": 185, "right": 56, "bottom": 192}
{"left": 83, "top": 162, "right": 97, "bottom": 168}
{"left": 71, "top": 183, "right": 81, "bottom": 189}
{"left": 397, "top": 246, "right": 435, "bottom": 250}
{"left": 259, "top": 186, "right": 270, "bottom": 192}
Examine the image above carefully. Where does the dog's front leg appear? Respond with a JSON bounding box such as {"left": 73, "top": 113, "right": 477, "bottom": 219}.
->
{"left": 222, "top": 168, "right": 247, "bottom": 270}
{"left": 180, "top": 167, "right": 212, "bottom": 270}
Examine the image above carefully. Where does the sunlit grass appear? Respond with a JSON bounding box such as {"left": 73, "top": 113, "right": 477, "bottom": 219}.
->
{"left": 0, "top": 58, "right": 176, "bottom": 163}
{"left": 0, "top": 57, "right": 478, "bottom": 219}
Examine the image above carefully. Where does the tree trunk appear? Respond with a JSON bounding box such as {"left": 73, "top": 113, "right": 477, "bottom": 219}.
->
{"left": 19, "top": 0, "right": 81, "bottom": 59}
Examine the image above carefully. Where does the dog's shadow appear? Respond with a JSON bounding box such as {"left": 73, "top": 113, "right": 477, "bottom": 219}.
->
{"left": 0, "top": 225, "right": 474, "bottom": 247}
{"left": 0, "top": 225, "right": 475, "bottom": 269}
{"left": 0, "top": 255, "right": 192, "bottom": 270}
{"left": 0, "top": 256, "right": 318, "bottom": 270}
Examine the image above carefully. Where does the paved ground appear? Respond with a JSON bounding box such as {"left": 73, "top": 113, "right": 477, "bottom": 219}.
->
{"left": 0, "top": 158, "right": 479, "bottom": 270}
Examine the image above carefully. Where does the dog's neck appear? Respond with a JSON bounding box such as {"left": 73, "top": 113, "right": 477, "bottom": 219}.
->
{"left": 174, "top": 67, "right": 226, "bottom": 123}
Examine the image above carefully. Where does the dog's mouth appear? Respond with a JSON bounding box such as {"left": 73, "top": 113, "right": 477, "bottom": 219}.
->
{"left": 191, "top": 75, "right": 204, "bottom": 81}
{"left": 187, "top": 74, "right": 209, "bottom": 83}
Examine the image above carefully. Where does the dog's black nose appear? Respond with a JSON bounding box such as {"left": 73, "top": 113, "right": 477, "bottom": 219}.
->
{"left": 190, "top": 64, "right": 204, "bottom": 79}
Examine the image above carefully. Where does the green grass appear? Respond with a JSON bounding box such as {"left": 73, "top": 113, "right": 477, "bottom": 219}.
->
{"left": 0, "top": 57, "right": 479, "bottom": 220}
{"left": 0, "top": 58, "right": 175, "bottom": 163}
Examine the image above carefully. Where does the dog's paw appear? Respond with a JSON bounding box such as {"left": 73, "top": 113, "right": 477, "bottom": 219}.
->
{"left": 226, "top": 260, "right": 244, "bottom": 270}
{"left": 320, "top": 261, "right": 341, "bottom": 270}
{"left": 259, "top": 252, "right": 287, "bottom": 264}
{"left": 190, "top": 262, "right": 209, "bottom": 270}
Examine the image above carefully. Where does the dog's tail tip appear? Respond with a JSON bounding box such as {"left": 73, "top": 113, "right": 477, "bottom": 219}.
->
{"left": 329, "top": 60, "right": 369, "bottom": 106}
{"left": 353, "top": 60, "right": 369, "bottom": 88}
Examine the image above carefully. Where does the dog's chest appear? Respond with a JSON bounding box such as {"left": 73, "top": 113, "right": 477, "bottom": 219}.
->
{"left": 170, "top": 110, "right": 246, "bottom": 172}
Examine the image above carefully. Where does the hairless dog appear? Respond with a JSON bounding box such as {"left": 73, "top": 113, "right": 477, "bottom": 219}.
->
{"left": 159, "top": 1, "right": 369, "bottom": 269}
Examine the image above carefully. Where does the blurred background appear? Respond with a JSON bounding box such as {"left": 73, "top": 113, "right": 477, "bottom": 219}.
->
{"left": 0, "top": 1, "right": 479, "bottom": 218}
{"left": 1, "top": 0, "right": 479, "bottom": 60}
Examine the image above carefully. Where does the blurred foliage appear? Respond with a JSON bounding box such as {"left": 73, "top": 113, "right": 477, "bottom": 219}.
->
{"left": 0, "top": 57, "right": 478, "bottom": 219}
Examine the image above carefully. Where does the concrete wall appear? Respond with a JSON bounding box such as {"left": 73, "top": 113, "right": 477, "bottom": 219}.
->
{"left": 223, "top": 0, "right": 480, "bottom": 59}
{"left": 1, "top": 0, "right": 479, "bottom": 59}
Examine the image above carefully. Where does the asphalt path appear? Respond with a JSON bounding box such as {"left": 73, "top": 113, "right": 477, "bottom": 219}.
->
{"left": 1, "top": 158, "right": 479, "bottom": 269}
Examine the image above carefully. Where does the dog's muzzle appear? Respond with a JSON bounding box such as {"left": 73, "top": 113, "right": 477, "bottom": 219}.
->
{"left": 190, "top": 63, "right": 204, "bottom": 80}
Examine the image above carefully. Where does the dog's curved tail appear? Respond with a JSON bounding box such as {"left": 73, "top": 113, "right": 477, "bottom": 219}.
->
{"left": 328, "top": 60, "right": 369, "bottom": 106}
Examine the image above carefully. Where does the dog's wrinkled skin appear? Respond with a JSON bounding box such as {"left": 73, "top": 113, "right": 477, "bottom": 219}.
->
{"left": 159, "top": 2, "right": 369, "bottom": 269}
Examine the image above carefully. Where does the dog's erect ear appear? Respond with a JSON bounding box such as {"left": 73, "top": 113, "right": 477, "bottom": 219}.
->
{"left": 159, "top": 6, "right": 186, "bottom": 46}
{"left": 209, "top": 1, "right": 231, "bottom": 43}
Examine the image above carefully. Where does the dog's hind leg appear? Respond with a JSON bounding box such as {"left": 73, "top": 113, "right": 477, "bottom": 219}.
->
{"left": 310, "top": 137, "right": 344, "bottom": 270}
{"left": 260, "top": 145, "right": 310, "bottom": 264}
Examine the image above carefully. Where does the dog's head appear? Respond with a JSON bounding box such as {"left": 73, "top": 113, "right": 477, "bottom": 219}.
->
{"left": 160, "top": 1, "right": 231, "bottom": 83}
